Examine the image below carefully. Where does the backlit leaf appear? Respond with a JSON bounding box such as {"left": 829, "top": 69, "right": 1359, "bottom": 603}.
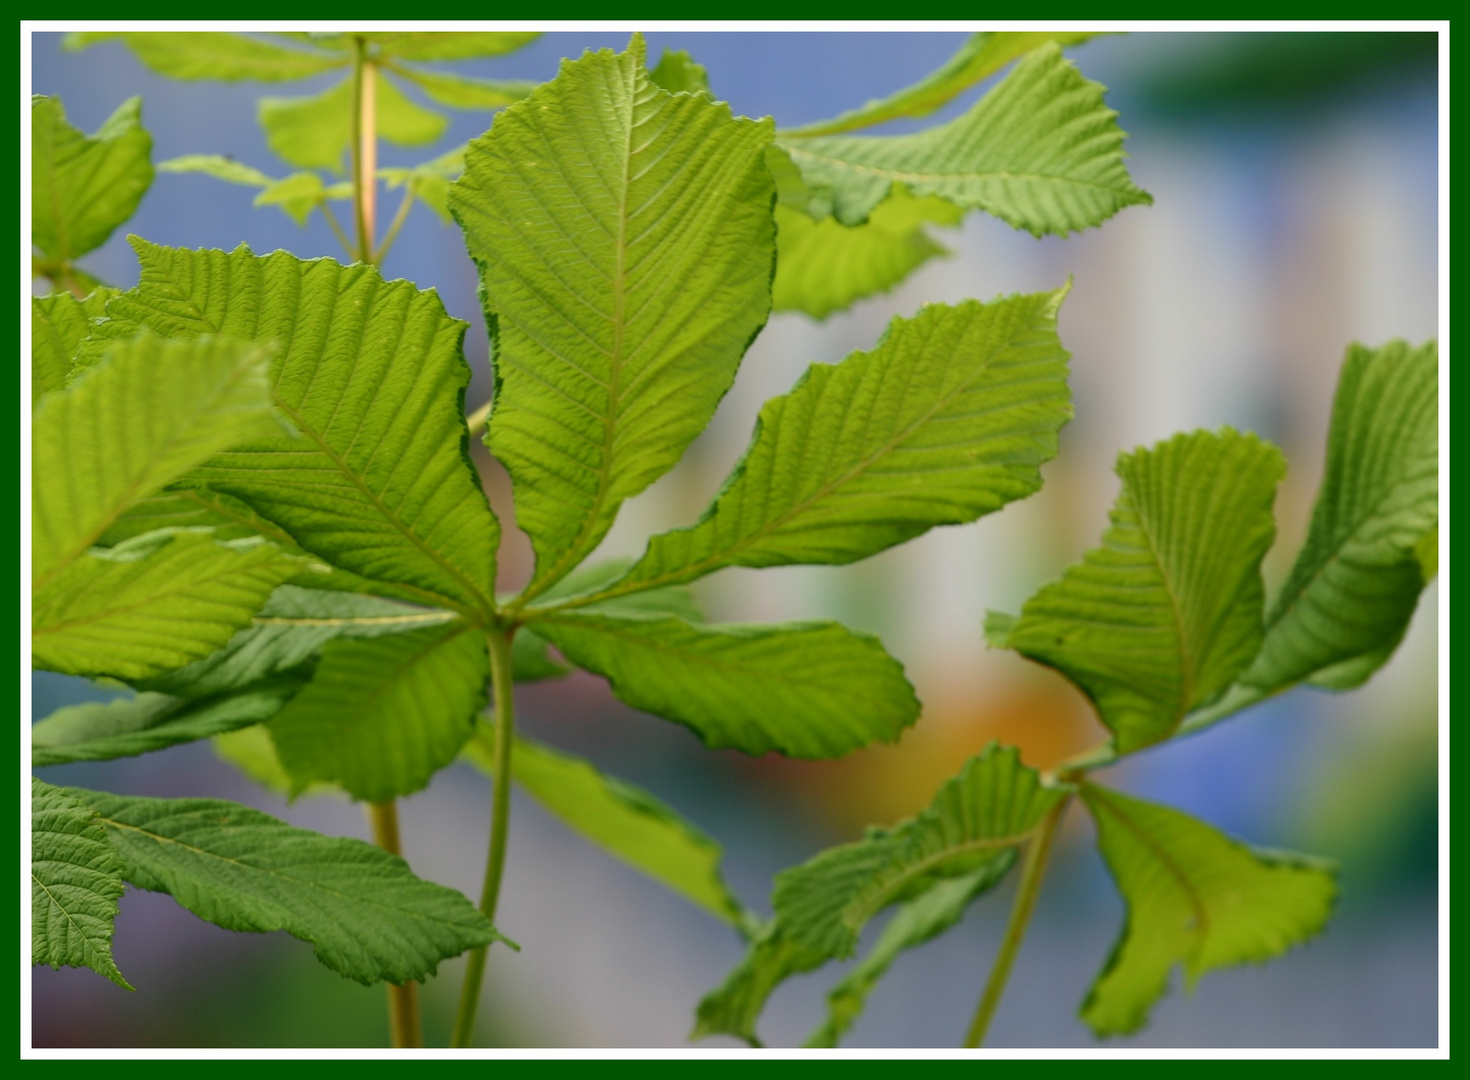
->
{"left": 158, "top": 154, "right": 275, "bottom": 188}
{"left": 362, "top": 32, "right": 540, "bottom": 61}
{"left": 387, "top": 64, "right": 535, "bottom": 110}
{"left": 66, "top": 32, "right": 345, "bottom": 81}
{"left": 692, "top": 922, "right": 825, "bottom": 1047}
{"left": 31, "top": 288, "right": 116, "bottom": 407}
{"left": 259, "top": 74, "right": 446, "bottom": 172}
{"left": 648, "top": 49, "right": 710, "bottom": 96}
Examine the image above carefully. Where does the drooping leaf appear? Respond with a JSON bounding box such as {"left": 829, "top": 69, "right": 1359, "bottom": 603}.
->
{"left": 806, "top": 867, "right": 1000, "bottom": 1047}
{"left": 531, "top": 613, "right": 917, "bottom": 758}
{"left": 33, "top": 530, "right": 301, "bottom": 681}
{"left": 463, "top": 723, "right": 750, "bottom": 926}
{"left": 32, "top": 683, "right": 302, "bottom": 767}
{"left": 251, "top": 171, "right": 351, "bottom": 226}
{"left": 31, "top": 779, "right": 130, "bottom": 989}
{"left": 380, "top": 144, "right": 465, "bottom": 223}
{"left": 782, "top": 31, "right": 1103, "bottom": 137}
{"left": 65, "top": 32, "right": 346, "bottom": 81}
{"left": 259, "top": 74, "right": 447, "bottom": 172}
{"left": 79, "top": 240, "right": 500, "bottom": 620}
{"left": 31, "top": 288, "right": 116, "bottom": 407}
{"left": 386, "top": 64, "right": 535, "bottom": 110}
{"left": 361, "top": 31, "right": 540, "bottom": 61}
{"left": 373, "top": 73, "right": 450, "bottom": 146}
{"left": 996, "top": 429, "right": 1285, "bottom": 753}
{"left": 158, "top": 154, "right": 275, "bottom": 188}
{"left": 66, "top": 786, "right": 508, "bottom": 985}
{"left": 777, "top": 44, "right": 1150, "bottom": 233}
{"left": 604, "top": 289, "right": 1072, "bottom": 597}
{"left": 450, "top": 36, "right": 776, "bottom": 599}
{"left": 33, "top": 333, "right": 282, "bottom": 588}
{"left": 1243, "top": 340, "right": 1438, "bottom": 693}
{"left": 773, "top": 188, "right": 963, "bottom": 320}
{"left": 692, "top": 922, "right": 826, "bottom": 1047}
{"left": 142, "top": 585, "right": 458, "bottom": 699}
{"left": 269, "top": 623, "right": 488, "bottom": 801}
{"left": 213, "top": 723, "right": 339, "bottom": 798}
{"left": 32, "top": 95, "right": 153, "bottom": 266}
{"left": 1079, "top": 783, "right": 1337, "bottom": 1037}
{"left": 773, "top": 744, "right": 1063, "bottom": 957}
{"left": 648, "top": 49, "right": 710, "bottom": 96}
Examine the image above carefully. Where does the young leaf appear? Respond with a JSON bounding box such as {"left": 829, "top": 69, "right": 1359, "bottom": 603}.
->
{"left": 1079, "top": 783, "right": 1337, "bottom": 1037}
{"left": 259, "top": 75, "right": 447, "bottom": 172}
{"left": 66, "top": 786, "right": 508, "bottom": 985}
{"left": 33, "top": 334, "right": 281, "bottom": 589}
{"left": 269, "top": 623, "right": 489, "bottom": 801}
{"left": 33, "top": 531, "right": 301, "bottom": 681}
{"left": 386, "top": 64, "right": 535, "bottom": 110}
{"left": 648, "top": 49, "right": 710, "bottom": 96}
{"left": 80, "top": 240, "right": 500, "bottom": 620}
{"left": 778, "top": 44, "right": 1150, "bottom": 233}
{"left": 773, "top": 743, "right": 1063, "bottom": 957}
{"left": 32, "top": 95, "right": 153, "bottom": 267}
{"left": 531, "top": 613, "right": 918, "bottom": 758}
{"left": 463, "top": 723, "right": 750, "bottom": 927}
{"left": 252, "top": 172, "right": 347, "bottom": 226}
{"left": 450, "top": 36, "right": 776, "bottom": 599}
{"left": 1243, "top": 340, "right": 1438, "bottom": 693}
{"left": 65, "top": 32, "right": 346, "bottom": 81}
{"left": 31, "top": 288, "right": 116, "bottom": 407}
{"left": 158, "top": 154, "right": 275, "bottom": 188}
{"left": 142, "top": 585, "right": 458, "bottom": 699}
{"left": 32, "top": 683, "right": 302, "bottom": 767}
{"left": 996, "top": 429, "right": 1285, "bottom": 753}
{"left": 361, "top": 31, "right": 540, "bottom": 61}
{"left": 806, "top": 867, "right": 1000, "bottom": 1047}
{"left": 31, "top": 779, "right": 131, "bottom": 990}
{"left": 692, "top": 922, "right": 826, "bottom": 1047}
{"left": 782, "top": 31, "right": 1102, "bottom": 137}
{"left": 773, "top": 188, "right": 962, "bottom": 320}
{"left": 379, "top": 144, "right": 466, "bottom": 223}
{"left": 603, "top": 289, "right": 1072, "bottom": 597}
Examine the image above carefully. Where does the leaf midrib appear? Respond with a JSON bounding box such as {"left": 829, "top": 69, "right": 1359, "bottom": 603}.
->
{"left": 780, "top": 142, "right": 1135, "bottom": 197}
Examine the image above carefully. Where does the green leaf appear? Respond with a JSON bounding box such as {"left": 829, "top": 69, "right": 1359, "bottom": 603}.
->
{"left": 450, "top": 36, "right": 776, "bottom": 598}
{"left": 80, "top": 240, "right": 501, "bottom": 620}
{"left": 33, "top": 530, "right": 302, "bottom": 681}
{"left": 66, "top": 32, "right": 346, "bottom": 81}
{"left": 997, "top": 429, "right": 1285, "bottom": 753}
{"left": 31, "top": 779, "right": 131, "bottom": 989}
{"left": 692, "top": 922, "right": 826, "bottom": 1047}
{"left": 362, "top": 31, "right": 540, "bottom": 61}
{"left": 531, "top": 613, "right": 917, "bottom": 758}
{"left": 1079, "top": 783, "right": 1337, "bottom": 1037}
{"left": 1243, "top": 340, "right": 1438, "bottom": 693}
{"left": 783, "top": 31, "right": 1103, "bottom": 137}
{"left": 158, "top": 154, "right": 275, "bottom": 188}
{"left": 33, "top": 333, "right": 282, "bottom": 589}
{"left": 386, "top": 64, "right": 535, "bottom": 110}
{"left": 607, "top": 289, "right": 1072, "bottom": 596}
{"left": 32, "top": 95, "right": 153, "bottom": 265}
{"left": 66, "top": 786, "right": 508, "bottom": 985}
{"left": 269, "top": 623, "right": 488, "bottom": 801}
{"left": 777, "top": 44, "right": 1150, "bottom": 233}
{"left": 252, "top": 171, "right": 345, "bottom": 226}
{"left": 213, "top": 723, "right": 336, "bottom": 798}
{"left": 31, "top": 288, "right": 116, "bottom": 407}
{"left": 142, "top": 585, "right": 457, "bottom": 699}
{"left": 773, "top": 743, "right": 1063, "bottom": 957}
{"left": 380, "top": 144, "right": 465, "bottom": 223}
{"left": 374, "top": 73, "right": 450, "bottom": 146}
{"left": 773, "top": 188, "right": 962, "bottom": 320}
{"left": 1416, "top": 527, "right": 1438, "bottom": 581}
{"left": 463, "top": 723, "right": 749, "bottom": 926}
{"left": 259, "top": 74, "right": 447, "bottom": 172}
{"left": 806, "top": 867, "right": 1000, "bottom": 1047}
{"left": 32, "top": 683, "right": 301, "bottom": 767}
{"left": 648, "top": 49, "right": 711, "bottom": 96}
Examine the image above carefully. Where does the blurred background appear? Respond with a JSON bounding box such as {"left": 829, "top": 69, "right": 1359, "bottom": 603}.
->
{"left": 29, "top": 29, "right": 1440, "bottom": 1049}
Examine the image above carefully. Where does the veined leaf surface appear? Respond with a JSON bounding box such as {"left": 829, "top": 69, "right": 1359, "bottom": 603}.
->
{"left": 1080, "top": 784, "right": 1337, "bottom": 1036}
{"left": 692, "top": 922, "right": 825, "bottom": 1047}
{"left": 31, "top": 780, "right": 130, "bottom": 989}
{"left": 778, "top": 45, "right": 1150, "bottom": 233}
{"left": 532, "top": 613, "right": 918, "bottom": 758}
{"left": 81, "top": 240, "right": 500, "bottom": 619}
{"left": 1244, "top": 340, "right": 1438, "bottom": 692}
{"left": 605, "top": 290, "right": 1071, "bottom": 597}
{"left": 647, "top": 49, "right": 710, "bottom": 96}
{"left": 31, "top": 288, "right": 116, "bottom": 407}
{"left": 67, "top": 786, "right": 507, "bottom": 985}
{"left": 996, "top": 429, "right": 1284, "bottom": 753}
{"left": 450, "top": 36, "right": 776, "bottom": 599}
{"left": 773, "top": 743, "right": 1063, "bottom": 957}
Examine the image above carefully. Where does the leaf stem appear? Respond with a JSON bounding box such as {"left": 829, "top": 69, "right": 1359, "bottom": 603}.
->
{"left": 350, "top": 36, "right": 376, "bottom": 264}
{"left": 963, "top": 795, "right": 1070, "bottom": 1048}
{"left": 373, "top": 188, "right": 417, "bottom": 266}
{"left": 364, "top": 800, "right": 424, "bottom": 1048}
{"left": 451, "top": 628, "right": 518, "bottom": 1048}
{"left": 465, "top": 399, "right": 493, "bottom": 442}
{"left": 319, "top": 202, "right": 355, "bottom": 260}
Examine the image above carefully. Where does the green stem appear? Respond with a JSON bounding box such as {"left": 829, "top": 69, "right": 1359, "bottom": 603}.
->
{"left": 963, "top": 795, "right": 1070, "bottom": 1048}
{"left": 365, "top": 800, "right": 424, "bottom": 1049}
{"left": 465, "top": 399, "right": 493, "bottom": 441}
{"left": 451, "top": 628, "right": 517, "bottom": 1048}
{"left": 373, "top": 188, "right": 416, "bottom": 266}
{"left": 319, "top": 202, "right": 355, "bottom": 260}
